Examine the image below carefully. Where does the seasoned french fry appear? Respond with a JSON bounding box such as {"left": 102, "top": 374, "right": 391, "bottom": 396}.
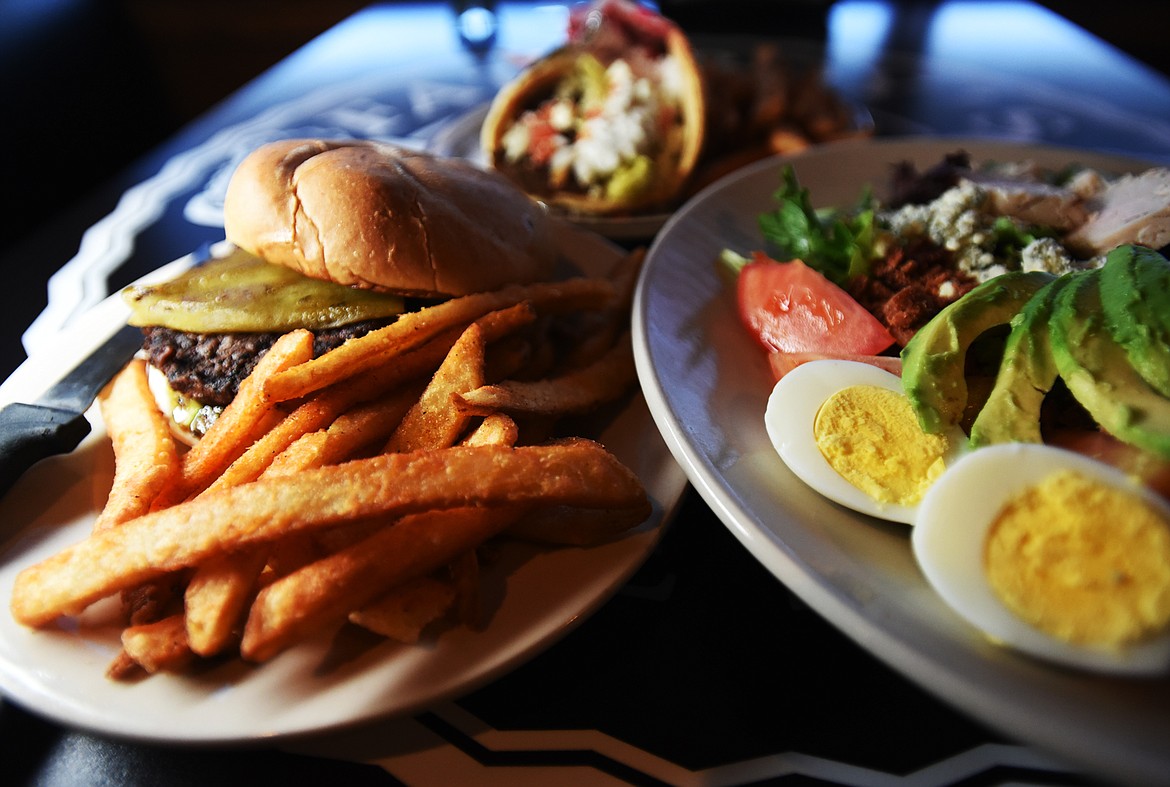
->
{"left": 119, "top": 613, "right": 194, "bottom": 674}
{"left": 242, "top": 428, "right": 628, "bottom": 661}
{"left": 385, "top": 322, "right": 488, "bottom": 454}
{"left": 153, "top": 329, "right": 315, "bottom": 506}
{"left": 262, "top": 278, "right": 614, "bottom": 403}
{"left": 554, "top": 249, "right": 644, "bottom": 373}
{"left": 750, "top": 42, "right": 790, "bottom": 128}
{"left": 462, "top": 413, "right": 519, "bottom": 448}
{"left": 692, "top": 41, "right": 869, "bottom": 196}
{"left": 483, "top": 334, "right": 533, "bottom": 383}
{"left": 768, "top": 126, "right": 812, "bottom": 155}
{"left": 264, "top": 533, "right": 327, "bottom": 580}
{"left": 11, "top": 441, "right": 649, "bottom": 628}
{"left": 183, "top": 338, "right": 415, "bottom": 654}
{"left": 244, "top": 408, "right": 521, "bottom": 660}
{"left": 17, "top": 221, "right": 657, "bottom": 681}
{"left": 348, "top": 576, "right": 457, "bottom": 643}
{"left": 203, "top": 400, "right": 337, "bottom": 492}
{"left": 183, "top": 386, "right": 419, "bottom": 657}
{"left": 121, "top": 573, "right": 187, "bottom": 626}
{"left": 206, "top": 333, "right": 456, "bottom": 491}
{"left": 311, "top": 387, "right": 422, "bottom": 466}
{"left": 183, "top": 548, "right": 268, "bottom": 657}
{"left": 477, "top": 301, "right": 540, "bottom": 342}
{"left": 263, "top": 431, "right": 331, "bottom": 476}
{"left": 508, "top": 504, "right": 651, "bottom": 546}
{"left": 185, "top": 315, "right": 489, "bottom": 654}
{"left": 105, "top": 649, "right": 141, "bottom": 681}
{"left": 385, "top": 303, "right": 538, "bottom": 454}
{"left": 242, "top": 506, "right": 521, "bottom": 662}
{"left": 94, "top": 359, "right": 179, "bottom": 532}
{"left": 456, "top": 332, "right": 636, "bottom": 417}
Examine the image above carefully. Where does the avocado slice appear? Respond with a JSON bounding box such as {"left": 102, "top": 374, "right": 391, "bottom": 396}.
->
{"left": 901, "top": 270, "right": 1056, "bottom": 434}
{"left": 968, "top": 275, "right": 1071, "bottom": 448}
{"left": 1049, "top": 269, "right": 1170, "bottom": 459}
{"left": 1098, "top": 244, "right": 1170, "bottom": 398}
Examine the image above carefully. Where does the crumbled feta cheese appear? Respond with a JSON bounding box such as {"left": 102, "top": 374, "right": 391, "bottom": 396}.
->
{"left": 501, "top": 122, "right": 530, "bottom": 162}
{"left": 975, "top": 264, "right": 1010, "bottom": 282}
{"left": 605, "top": 59, "right": 636, "bottom": 113}
{"left": 657, "top": 54, "right": 682, "bottom": 101}
{"left": 878, "top": 176, "right": 1105, "bottom": 282}
{"left": 884, "top": 181, "right": 1010, "bottom": 276}
{"left": 500, "top": 53, "right": 673, "bottom": 193}
{"left": 1020, "top": 237, "right": 1077, "bottom": 275}
{"left": 549, "top": 144, "right": 575, "bottom": 188}
{"left": 548, "top": 100, "right": 575, "bottom": 131}
{"left": 884, "top": 204, "right": 930, "bottom": 238}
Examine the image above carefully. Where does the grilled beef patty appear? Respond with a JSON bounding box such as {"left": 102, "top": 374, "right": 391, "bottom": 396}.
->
{"left": 140, "top": 318, "right": 396, "bottom": 406}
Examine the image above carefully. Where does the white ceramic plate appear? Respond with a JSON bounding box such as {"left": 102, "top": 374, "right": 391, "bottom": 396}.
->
{"left": 0, "top": 229, "right": 687, "bottom": 744}
{"left": 632, "top": 137, "right": 1170, "bottom": 786}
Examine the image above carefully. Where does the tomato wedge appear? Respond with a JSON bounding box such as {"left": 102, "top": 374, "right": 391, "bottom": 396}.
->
{"left": 737, "top": 254, "right": 895, "bottom": 356}
{"left": 526, "top": 112, "right": 562, "bottom": 166}
{"left": 767, "top": 351, "right": 902, "bottom": 382}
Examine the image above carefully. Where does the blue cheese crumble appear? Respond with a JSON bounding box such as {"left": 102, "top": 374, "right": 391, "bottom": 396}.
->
{"left": 880, "top": 177, "right": 1104, "bottom": 282}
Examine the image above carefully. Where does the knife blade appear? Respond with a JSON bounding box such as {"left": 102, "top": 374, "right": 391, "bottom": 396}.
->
{"left": 0, "top": 322, "right": 143, "bottom": 500}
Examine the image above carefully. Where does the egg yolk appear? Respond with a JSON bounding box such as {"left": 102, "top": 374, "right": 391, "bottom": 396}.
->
{"left": 813, "top": 384, "right": 951, "bottom": 506}
{"left": 985, "top": 469, "right": 1170, "bottom": 647}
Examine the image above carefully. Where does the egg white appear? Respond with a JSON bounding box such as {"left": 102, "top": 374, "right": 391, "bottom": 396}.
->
{"left": 913, "top": 442, "right": 1170, "bottom": 676}
{"left": 764, "top": 359, "right": 966, "bottom": 524}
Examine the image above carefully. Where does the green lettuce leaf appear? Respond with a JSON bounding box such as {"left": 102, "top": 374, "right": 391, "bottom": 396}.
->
{"left": 757, "top": 166, "right": 878, "bottom": 284}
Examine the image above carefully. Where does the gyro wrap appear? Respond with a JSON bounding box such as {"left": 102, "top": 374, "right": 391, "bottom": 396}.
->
{"left": 481, "top": 0, "right": 706, "bottom": 215}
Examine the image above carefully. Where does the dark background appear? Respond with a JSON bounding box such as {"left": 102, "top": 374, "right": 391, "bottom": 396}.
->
{"left": 3, "top": 0, "right": 1167, "bottom": 253}
{"left": 1, "top": 0, "right": 1166, "bottom": 308}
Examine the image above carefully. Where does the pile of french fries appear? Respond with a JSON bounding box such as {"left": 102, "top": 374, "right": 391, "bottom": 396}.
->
{"left": 9, "top": 249, "right": 651, "bottom": 680}
{"left": 690, "top": 42, "right": 872, "bottom": 192}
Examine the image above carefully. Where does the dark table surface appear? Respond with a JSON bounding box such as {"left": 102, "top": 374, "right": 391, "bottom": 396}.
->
{"left": 3, "top": 2, "right": 1170, "bottom": 785}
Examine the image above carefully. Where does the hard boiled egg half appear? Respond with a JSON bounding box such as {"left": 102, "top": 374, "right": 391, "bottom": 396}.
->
{"left": 764, "top": 360, "right": 968, "bottom": 524}
{"left": 913, "top": 443, "right": 1170, "bottom": 675}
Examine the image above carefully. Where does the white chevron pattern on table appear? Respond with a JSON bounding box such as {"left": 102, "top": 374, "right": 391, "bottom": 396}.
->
{"left": 352, "top": 702, "right": 1080, "bottom": 786}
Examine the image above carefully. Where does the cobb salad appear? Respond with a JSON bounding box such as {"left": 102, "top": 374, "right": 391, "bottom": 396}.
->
{"left": 723, "top": 151, "right": 1170, "bottom": 675}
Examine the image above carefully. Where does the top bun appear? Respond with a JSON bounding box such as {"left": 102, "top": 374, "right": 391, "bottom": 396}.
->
{"left": 223, "top": 139, "right": 559, "bottom": 298}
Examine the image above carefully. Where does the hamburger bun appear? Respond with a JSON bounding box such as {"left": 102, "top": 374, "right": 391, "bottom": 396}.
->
{"left": 223, "top": 139, "right": 559, "bottom": 298}
{"left": 127, "top": 138, "right": 562, "bottom": 443}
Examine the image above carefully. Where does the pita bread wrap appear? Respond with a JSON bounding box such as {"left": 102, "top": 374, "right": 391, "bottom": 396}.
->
{"left": 480, "top": 0, "right": 706, "bottom": 216}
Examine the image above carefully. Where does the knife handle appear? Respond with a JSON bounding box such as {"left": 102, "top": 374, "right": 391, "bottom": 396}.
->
{"left": 0, "top": 402, "right": 92, "bottom": 500}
